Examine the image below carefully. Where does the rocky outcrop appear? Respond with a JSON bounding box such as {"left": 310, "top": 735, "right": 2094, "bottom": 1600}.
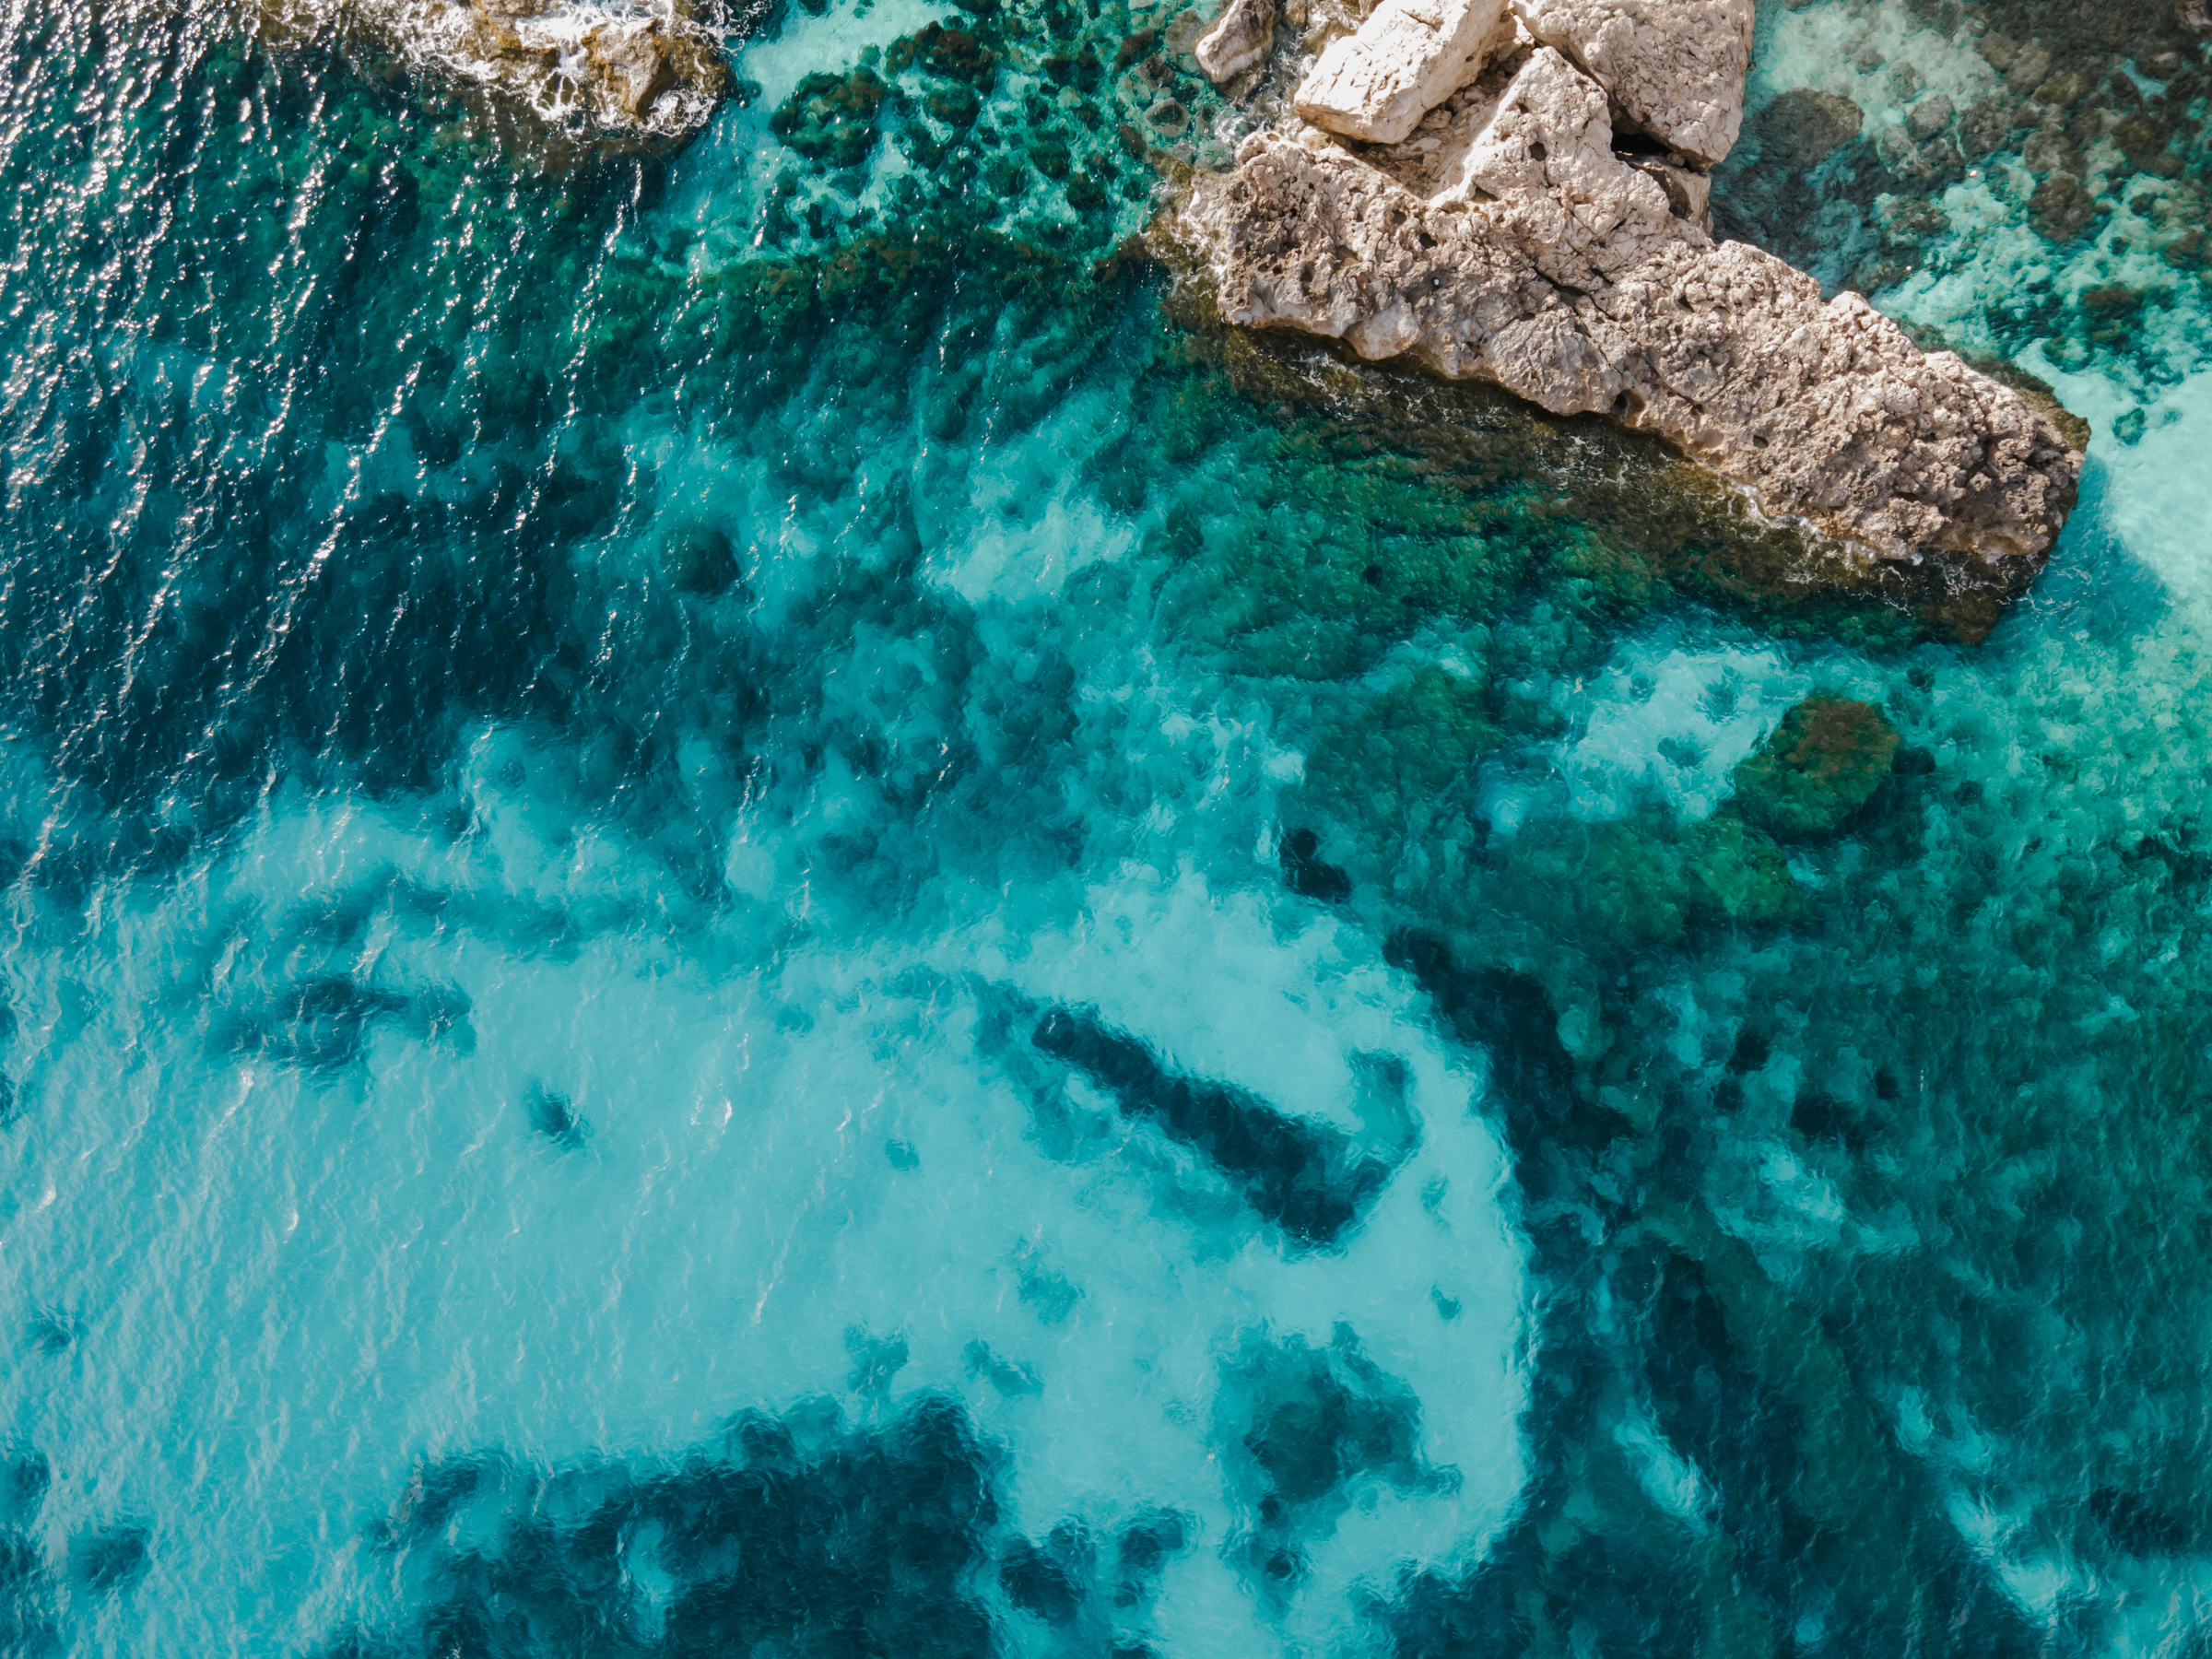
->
{"left": 1512, "top": 0, "right": 1753, "bottom": 165}
{"left": 264, "top": 0, "right": 732, "bottom": 146}
{"left": 1292, "top": 0, "right": 1508, "bottom": 144}
{"left": 1197, "top": 0, "right": 1277, "bottom": 84}
{"left": 415, "top": 0, "right": 728, "bottom": 138}
{"left": 1181, "top": 39, "right": 2080, "bottom": 582}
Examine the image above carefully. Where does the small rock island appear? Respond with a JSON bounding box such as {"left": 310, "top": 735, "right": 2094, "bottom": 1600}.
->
{"left": 1181, "top": 0, "right": 2084, "bottom": 593}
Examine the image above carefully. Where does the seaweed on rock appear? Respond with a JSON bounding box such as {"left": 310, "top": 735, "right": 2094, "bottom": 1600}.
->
{"left": 1727, "top": 692, "right": 1902, "bottom": 839}
{"left": 1499, "top": 816, "right": 1804, "bottom": 952}
{"left": 1149, "top": 281, "right": 2025, "bottom": 648}
{"left": 1294, "top": 666, "right": 1500, "bottom": 849}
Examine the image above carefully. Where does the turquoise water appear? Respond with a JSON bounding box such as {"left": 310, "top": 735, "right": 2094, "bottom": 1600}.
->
{"left": 0, "top": 0, "right": 2208, "bottom": 1650}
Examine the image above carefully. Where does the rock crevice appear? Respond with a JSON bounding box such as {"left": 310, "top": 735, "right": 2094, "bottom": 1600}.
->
{"left": 1511, "top": 0, "right": 1754, "bottom": 167}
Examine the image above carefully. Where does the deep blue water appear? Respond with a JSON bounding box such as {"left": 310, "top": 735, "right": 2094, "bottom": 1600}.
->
{"left": 0, "top": 0, "right": 2208, "bottom": 1651}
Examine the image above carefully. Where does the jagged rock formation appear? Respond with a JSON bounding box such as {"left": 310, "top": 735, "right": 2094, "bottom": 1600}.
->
{"left": 1512, "top": 0, "right": 1753, "bottom": 166}
{"left": 1293, "top": 0, "right": 1508, "bottom": 144}
{"left": 1181, "top": 18, "right": 2082, "bottom": 587}
{"left": 262, "top": 0, "right": 732, "bottom": 146}
{"left": 1197, "top": 0, "right": 1277, "bottom": 84}
{"left": 396, "top": 0, "right": 729, "bottom": 139}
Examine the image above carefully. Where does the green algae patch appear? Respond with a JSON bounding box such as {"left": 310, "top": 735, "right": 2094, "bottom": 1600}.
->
{"left": 644, "top": 225, "right": 1115, "bottom": 382}
{"left": 735, "top": 0, "right": 1217, "bottom": 278}
{"left": 885, "top": 21, "right": 1000, "bottom": 88}
{"left": 771, "top": 68, "right": 890, "bottom": 167}
{"left": 1731, "top": 693, "right": 1901, "bottom": 838}
{"left": 1502, "top": 817, "right": 1804, "bottom": 950}
{"left": 1295, "top": 666, "right": 1500, "bottom": 842}
{"left": 1148, "top": 434, "right": 1532, "bottom": 680}
{"left": 1512, "top": 821, "right": 1700, "bottom": 948}
{"left": 1691, "top": 817, "right": 1805, "bottom": 924}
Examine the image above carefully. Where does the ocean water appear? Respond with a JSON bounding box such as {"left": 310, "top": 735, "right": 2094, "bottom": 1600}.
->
{"left": 0, "top": 0, "right": 2208, "bottom": 1651}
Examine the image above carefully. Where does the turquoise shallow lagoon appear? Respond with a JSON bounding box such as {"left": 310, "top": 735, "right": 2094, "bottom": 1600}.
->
{"left": 0, "top": 0, "right": 2208, "bottom": 1651}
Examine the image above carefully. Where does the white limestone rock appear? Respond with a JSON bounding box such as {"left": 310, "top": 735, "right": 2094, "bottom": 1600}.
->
{"left": 1432, "top": 44, "right": 1672, "bottom": 240}
{"left": 1197, "top": 0, "right": 1278, "bottom": 84}
{"left": 1180, "top": 50, "right": 2078, "bottom": 572}
{"left": 1292, "top": 0, "right": 1509, "bottom": 145}
{"left": 1511, "top": 0, "right": 1754, "bottom": 164}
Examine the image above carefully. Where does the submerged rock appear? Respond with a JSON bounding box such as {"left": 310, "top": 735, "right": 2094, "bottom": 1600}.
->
{"left": 68, "top": 1524, "right": 150, "bottom": 1594}
{"left": 1029, "top": 1004, "right": 1397, "bottom": 1246}
{"left": 2029, "top": 172, "right": 2104, "bottom": 243}
{"left": 1219, "top": 1326, "right": 1436, "bottom": 1524}
{"left": 1751, "top": 86, "right": 1862, "bottom": 170}
{"left": 1279, "top": 827, "right": 1353, "bottom": 902}
{"left": 1293, "top": 0, "right": 1509, "bottom": 145}
{"left": 772, "top": 67, "right": 889, "bottom": 165}
{"left": 1180, "top": 44, "right": 2080, "bottom": 587}
{"left": 662, "top": 521, "right": 744, "bottom": 594}
{"left": 1729, "top": 692, "right": 1900, "bottom": 837}
{"left": 1504, "top": 813, "right": 1801, "bottom": 948}
{"left": 1512, "top": 0, "right": 1754, "bottom": 165}
{"left": 353, "top": 1402, "right": 1010, "bottom": 1655}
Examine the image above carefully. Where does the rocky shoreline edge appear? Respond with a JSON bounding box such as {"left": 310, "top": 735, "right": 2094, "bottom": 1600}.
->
{"left": 255, "top": 0, "right": 736, "bottom": 149}
{"left": 1173, "top": 0, "right": 2087, "bottom": 621}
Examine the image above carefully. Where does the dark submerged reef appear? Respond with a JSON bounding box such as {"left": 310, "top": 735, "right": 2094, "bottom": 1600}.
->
{"left": 0, "top": 1453, "right": 55, "bottom": 1656}
{"left": 1029, "top": 1003, "right": 1398, "bottom": 1246}
{"left": 335, "top": 1399, "right": 1196, "bottom": 1656}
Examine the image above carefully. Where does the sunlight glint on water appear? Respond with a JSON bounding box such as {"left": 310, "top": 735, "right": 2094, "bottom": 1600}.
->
{"left": 0, "top": 0, "right": 2207, "bottom": 1650}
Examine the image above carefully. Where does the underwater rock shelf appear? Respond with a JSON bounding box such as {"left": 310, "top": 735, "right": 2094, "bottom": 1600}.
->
{"left": 1177, "top": 0, "right": 2086, "bottom": 618}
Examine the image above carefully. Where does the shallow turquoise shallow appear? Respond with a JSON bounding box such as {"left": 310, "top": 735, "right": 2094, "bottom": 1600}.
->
{"left": 0, "top": 0, "right": 2207, "bottom": 1651}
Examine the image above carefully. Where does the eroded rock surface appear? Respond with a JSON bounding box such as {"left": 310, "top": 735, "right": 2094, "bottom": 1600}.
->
{"left": 1293, "top": 0, "right": 1509, "bottom": 144}
{"left": 1512, "top": 0, "right": 1753, "bottom": 165}
{"left": 1182, "top": 46, "right": 2080, "bottom": 572}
